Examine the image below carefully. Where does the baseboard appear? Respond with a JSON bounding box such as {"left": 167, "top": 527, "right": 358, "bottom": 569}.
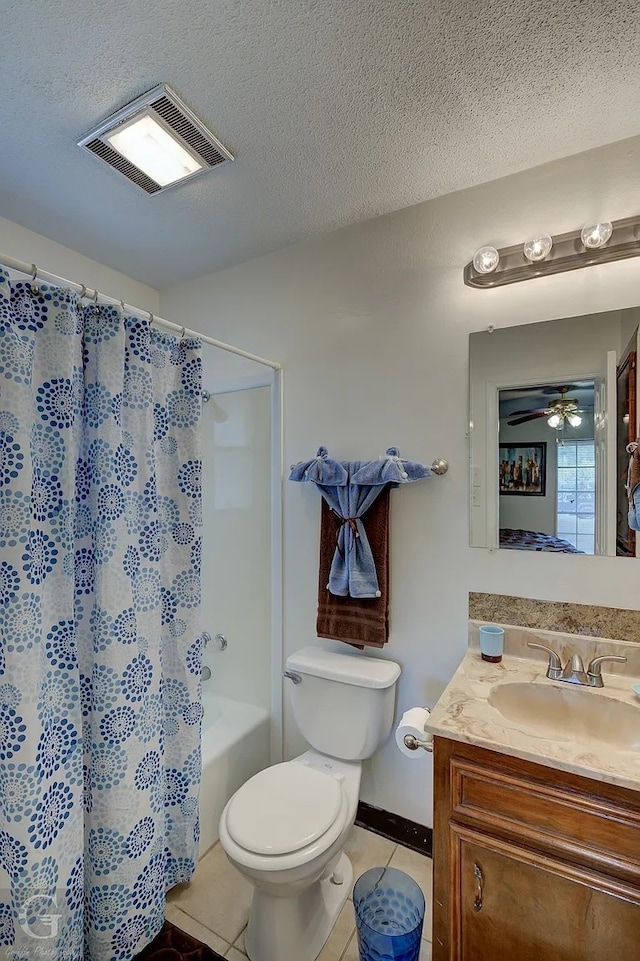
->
{"left": 355, "top": 801, "right": 433, "bottom": 858}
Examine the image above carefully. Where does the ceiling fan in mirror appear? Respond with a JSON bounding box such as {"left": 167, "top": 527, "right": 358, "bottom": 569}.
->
{"left": 506, "top": 385, "right": 585, "bottom": 429}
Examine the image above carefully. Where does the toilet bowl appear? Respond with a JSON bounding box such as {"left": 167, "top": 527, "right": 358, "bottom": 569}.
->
{"left": 218, "top": 646, "right": 401, "bottom": 961}
{"left": 220, "top": 751, "right": 360, "bottom": 961}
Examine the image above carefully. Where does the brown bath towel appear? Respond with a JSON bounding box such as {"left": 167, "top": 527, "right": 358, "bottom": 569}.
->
{"left": 316, "top": 487, "right": 390, "bottom": 648}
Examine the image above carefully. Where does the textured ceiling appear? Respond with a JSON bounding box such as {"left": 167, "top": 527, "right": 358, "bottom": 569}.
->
{"left": 1, "top": 0, "right": 640, "bottom": 288}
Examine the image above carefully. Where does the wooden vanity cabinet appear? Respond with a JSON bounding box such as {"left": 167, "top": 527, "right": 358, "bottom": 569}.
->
{"left": 432, "top": 737, "right": 640, "bottom": 961}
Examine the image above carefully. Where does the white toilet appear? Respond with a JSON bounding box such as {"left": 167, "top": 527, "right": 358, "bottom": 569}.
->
{"left": 218, "top": 645, "right": 401, "bottom": 961}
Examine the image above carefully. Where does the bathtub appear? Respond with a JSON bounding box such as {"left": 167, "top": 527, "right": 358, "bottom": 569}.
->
{"left": 198, "top": 690, "right": 271, "bottom": 856}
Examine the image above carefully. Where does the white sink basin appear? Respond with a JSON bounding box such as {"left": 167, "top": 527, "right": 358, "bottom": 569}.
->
{"left": 488, "top": 682, "right": 640, "bottom": 750}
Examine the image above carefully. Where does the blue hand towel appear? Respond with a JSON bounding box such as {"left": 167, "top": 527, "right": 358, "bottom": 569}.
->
{"left": 290, "top": 447, "right": 432, "bottom": 598}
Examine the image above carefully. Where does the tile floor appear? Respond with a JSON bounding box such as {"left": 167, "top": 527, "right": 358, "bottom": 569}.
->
{"left": 166, "top": 826, "right": 432, "bottom": 961}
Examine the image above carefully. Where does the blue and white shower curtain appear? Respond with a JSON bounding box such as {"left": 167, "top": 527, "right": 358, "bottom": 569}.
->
{"left": 0, "top": 270, "right": 203, "bottom": 960}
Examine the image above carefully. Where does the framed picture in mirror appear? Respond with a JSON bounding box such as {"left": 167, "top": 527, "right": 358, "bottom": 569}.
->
{"left": 499, "top": 443, "right": 546, "bottom": 496}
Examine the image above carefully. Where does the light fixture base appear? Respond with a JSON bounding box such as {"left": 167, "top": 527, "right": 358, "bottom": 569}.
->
{"left": 464, "top": 216, "right": 640, "bottom": 288}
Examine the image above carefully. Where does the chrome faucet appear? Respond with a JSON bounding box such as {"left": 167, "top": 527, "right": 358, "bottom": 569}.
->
{"left": 527, "top": 642, "right": 627, "bottom": 688}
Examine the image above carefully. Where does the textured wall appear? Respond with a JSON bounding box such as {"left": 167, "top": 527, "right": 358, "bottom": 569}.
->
{"left": 0, "top": 216, "right": 158, "bottom": 311}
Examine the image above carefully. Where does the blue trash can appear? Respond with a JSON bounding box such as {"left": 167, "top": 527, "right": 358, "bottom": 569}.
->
{"left": 353, "top": 866, "right": 425, "bottom": 961}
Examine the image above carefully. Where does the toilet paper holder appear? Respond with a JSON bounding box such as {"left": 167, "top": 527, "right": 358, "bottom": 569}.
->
{"left": 403, "top": 707, "right": 433, "bottom": 753}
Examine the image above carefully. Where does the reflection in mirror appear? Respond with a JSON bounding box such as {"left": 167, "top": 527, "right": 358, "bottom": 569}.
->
{"left": 469, "top": 309, "right": 640, "bottom": 557}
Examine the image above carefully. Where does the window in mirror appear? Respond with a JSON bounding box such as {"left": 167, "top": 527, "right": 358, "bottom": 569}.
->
{"left": 556, "top": 440, "right": 595, "bottom": 554}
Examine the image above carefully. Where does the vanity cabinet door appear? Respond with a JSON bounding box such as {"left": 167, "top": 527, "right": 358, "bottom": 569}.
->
{"left": 454, "top": 829, "right": 640, "bottom": 961}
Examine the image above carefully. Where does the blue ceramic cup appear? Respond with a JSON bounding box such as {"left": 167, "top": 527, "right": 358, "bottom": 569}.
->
{"left": 479, "top": 624, "right": 504, "bottom": 662}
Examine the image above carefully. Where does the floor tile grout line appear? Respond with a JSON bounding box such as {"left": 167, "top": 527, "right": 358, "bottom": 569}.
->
{"left": 339, "top": 928, "right": 357, "bottom": 961}
{"left": 385, "top": 842, "right": 398, "bottom": 866}
{"left": 167, "top": 902, "right": 235, "bottom": 945}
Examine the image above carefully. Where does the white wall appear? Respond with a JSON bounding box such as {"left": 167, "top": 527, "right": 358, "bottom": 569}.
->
{"left": 160, "top": 136, "right": 640, "bottom": 827}
{"left": 0, "top": 216, "right": 158, "bottom": 311}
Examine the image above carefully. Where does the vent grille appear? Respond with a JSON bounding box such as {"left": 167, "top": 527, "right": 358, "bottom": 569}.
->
{"left": 78, "top": 84, "right": 233, "bottom": 194}
{"left": 150, "top": 96, "right": 227, "bottom": 167}
{"left": 85, "top": 139, "right": 161, "bottom": 194}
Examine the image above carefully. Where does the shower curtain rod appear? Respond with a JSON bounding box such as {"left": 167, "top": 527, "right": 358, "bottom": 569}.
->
{"left": 0, "top": 250, "right": 282, "bottom": 371}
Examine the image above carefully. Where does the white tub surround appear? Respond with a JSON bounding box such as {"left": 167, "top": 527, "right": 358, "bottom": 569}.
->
{"left": 426, "top": 628, "right": 640, "bottom": 792}
{"left": 199, "top": 695, "right": 270, "bottom": 856}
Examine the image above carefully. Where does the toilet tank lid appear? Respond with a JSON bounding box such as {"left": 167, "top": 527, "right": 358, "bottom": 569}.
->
{"left": 286, "top": 646, "right": 401, "bottom": 689}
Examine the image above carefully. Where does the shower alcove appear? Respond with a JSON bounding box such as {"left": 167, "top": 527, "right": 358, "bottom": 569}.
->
{"left": 198, "top": 352, "right": 283, "bottom": 856}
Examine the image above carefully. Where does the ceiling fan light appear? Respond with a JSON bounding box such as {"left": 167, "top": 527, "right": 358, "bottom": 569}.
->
{"left": 567, "top": 413, "right": 582, "bottom": 427}
{"left": 547, "top": 413, "right": 562, "bottom": 429}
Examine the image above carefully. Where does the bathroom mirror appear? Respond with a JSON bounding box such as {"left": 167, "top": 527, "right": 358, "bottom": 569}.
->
{"left": 469, "top": 307, "right": 640, "bottom": 557}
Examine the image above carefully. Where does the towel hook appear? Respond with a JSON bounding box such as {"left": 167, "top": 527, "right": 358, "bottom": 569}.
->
{"left": 431, "top": 458, "right": 449, "bottom": 475}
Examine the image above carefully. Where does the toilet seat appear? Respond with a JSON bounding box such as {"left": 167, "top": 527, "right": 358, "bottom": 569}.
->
{"left": 226, "top": 762, "right": 344, "bottom": 856}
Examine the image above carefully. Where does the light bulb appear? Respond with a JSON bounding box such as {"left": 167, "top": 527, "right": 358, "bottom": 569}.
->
{"left": 523, "top": 234, "right": 553, "bottom": 262}
{"left": 580, "top": 222, "right": 612, "bottom": 249}
{"left": 547, "top": 413, "right": 562, "bottom": 429}
{"left": 567, "top": 413, "right": 582, "bottom": 427}
{"left": 472, "top": 246, "right": 500, "bottom": 274}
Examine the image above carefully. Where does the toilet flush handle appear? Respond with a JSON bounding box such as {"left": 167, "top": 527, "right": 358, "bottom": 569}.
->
{"left": 283, "top": 670, "right": 302, "bottom": 684}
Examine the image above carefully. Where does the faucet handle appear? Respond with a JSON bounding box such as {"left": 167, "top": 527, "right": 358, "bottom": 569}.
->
{"left": 527, "top": 642, "right": 562, "bottom": 677}
{"left": 587, "top": 654, "right": 627, "bottom": 678}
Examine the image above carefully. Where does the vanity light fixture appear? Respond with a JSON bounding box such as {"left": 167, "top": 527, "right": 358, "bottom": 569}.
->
{"left": 472, "top": 246, "right": 500, "bottom": 274}
{"left": 465, "top": 214, "right": 640, "bottom": 288}
{"left": 580, "top": 221, "right": 613, "bottom": 249}
{"left": 78, "top": 84, "right": 234, "bottom": 194}
{"left": 523, "top": 233, "right": 553, "bottom": 262}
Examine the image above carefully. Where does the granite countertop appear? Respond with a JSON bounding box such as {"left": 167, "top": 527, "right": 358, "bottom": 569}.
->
{"left": 425, "top": 646, "right": 640, "bottom": 792}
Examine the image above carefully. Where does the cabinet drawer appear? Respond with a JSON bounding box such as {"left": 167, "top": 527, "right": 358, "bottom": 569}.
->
{"left": 451, "top": 757, "right": 640, "bottom": 880}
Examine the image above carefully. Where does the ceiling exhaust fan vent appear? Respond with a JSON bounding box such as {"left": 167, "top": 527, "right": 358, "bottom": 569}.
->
{"left": 78, "top": 84, "right": 234, "bottom": 194}
{"left": 84, "top": 138, "right": 161, "bottom": 194}
{"left": 149, "top": 95, "right": 228, "bottom": 168}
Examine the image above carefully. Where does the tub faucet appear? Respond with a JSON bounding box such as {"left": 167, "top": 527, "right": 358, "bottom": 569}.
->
{"left": 527, "top": 642, "right": 627, "bottom": 688}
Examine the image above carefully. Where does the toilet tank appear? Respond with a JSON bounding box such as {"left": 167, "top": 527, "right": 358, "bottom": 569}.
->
{"left": 285, "top": 646, "right": 401, "bottom": 761}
